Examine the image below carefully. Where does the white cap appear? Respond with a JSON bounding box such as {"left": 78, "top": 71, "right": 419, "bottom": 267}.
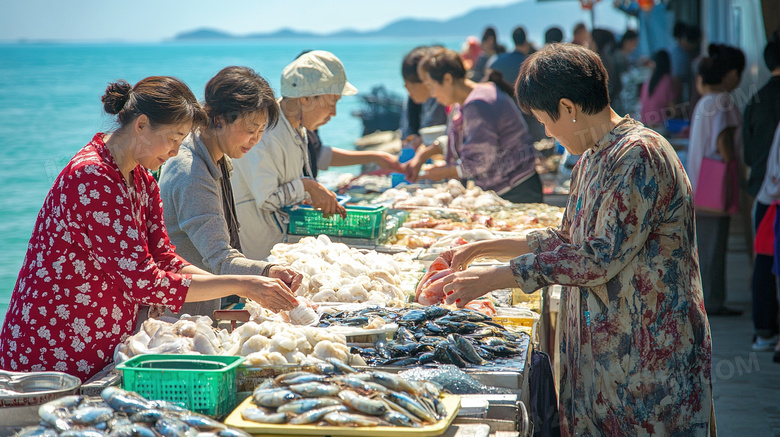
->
{"left": 281, "top": 50, "right": 358, "bottom": 98}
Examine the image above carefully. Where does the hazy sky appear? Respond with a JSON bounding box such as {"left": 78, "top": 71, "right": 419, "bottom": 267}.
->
{"left": 1, "top": 0, "right": 536, "bottom": 42}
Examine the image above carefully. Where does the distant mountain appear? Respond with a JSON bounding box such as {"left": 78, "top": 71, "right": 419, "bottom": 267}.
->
{"left": 173, "top": 1, "right": 628, "bottom": 44}
{"left": 176, "top": 28, "right": 233, "bottom": 40}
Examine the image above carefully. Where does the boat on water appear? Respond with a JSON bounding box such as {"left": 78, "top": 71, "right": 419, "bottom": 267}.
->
{"left": 351, "top": 85, "right": 404, "bottom": 136}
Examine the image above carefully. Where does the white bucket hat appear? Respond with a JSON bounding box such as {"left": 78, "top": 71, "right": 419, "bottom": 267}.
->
{"left": 281, "top": 50, "right": 358, "bottom": 98}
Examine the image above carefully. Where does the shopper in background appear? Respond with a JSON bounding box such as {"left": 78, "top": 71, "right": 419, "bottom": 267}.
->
{"left": 544, "top": 26, "right": 564, "bottom": 45}
{"left": 744, "top": 34, "right": 780, "bottom": 350}
{"left": 400, "top": 46, "right": 449, "bottom": 150}
{"left": 591, "top": 29, "right": 619, "bottom": 113}
{"left": 232, "top": 51, "right": 352, "bottom": 261}
{"left": 571, "top": 22, "right": 590, "bottom": 47}
{"left": 158, "top": 66, "right": 303, "bottom": 319}
{"left": 406, "top": 47, "right": 541, "bottom": 203}
{"left": 488, "top": 26, "right": 533, "bottom": 86}
{"left": 469, "top": 27, "right": 504, "bottom": 82}
{"left": 612, "top": 29, "right": 639, "bottom": 115}
{"left": 639, "top": 50, "right": 678, "bottom": 128}
{"left": 688, "top": 44, "right": 746, "bottom": 316}
{"left": 436, "top": 43, "right": 714, "bottom": 435}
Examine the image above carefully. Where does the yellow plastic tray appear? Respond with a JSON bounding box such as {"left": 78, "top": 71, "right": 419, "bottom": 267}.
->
{"left": 224, "top": 393, "right": 461, "bottom": 436}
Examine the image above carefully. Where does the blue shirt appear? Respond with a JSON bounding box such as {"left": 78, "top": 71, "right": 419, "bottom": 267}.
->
{"left": 488, "top": 51, "right": 527, "bottom": 85}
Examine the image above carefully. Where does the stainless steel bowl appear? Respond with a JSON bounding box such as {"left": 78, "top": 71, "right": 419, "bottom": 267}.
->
{"left": 0, "top": 370, "right": 82, "bottom": 408}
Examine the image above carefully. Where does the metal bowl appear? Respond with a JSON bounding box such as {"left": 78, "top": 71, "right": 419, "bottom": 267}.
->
{"left": 0, "top": 370, "right": 82, "bottom": 408}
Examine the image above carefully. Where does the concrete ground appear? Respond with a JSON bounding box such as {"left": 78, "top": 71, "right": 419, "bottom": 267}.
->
{"left": 713, "top": 210, "right": 780, "bottom": 436}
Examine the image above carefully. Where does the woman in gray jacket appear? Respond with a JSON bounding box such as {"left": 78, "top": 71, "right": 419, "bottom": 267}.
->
{"left": 159, "top": 66, "right": 303, "bottom": 318}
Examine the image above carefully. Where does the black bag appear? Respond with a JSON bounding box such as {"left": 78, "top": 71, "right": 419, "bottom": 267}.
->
{"left": 530, "top": 350, "right": 560, "bottom": 437}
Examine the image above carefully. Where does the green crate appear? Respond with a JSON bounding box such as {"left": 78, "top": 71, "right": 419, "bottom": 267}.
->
{"left": 286, "top": 205, "right": 387, "bottom": 239}
{"left": 116, "top": 354, "right": 244, "bottom": 418}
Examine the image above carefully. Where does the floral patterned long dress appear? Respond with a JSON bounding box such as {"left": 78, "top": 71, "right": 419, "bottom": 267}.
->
{"left": 0, "top": 134, "right": 192, "bottom": 381}
{"left": 511, "top": 118, "right": 714, "bottom": 436}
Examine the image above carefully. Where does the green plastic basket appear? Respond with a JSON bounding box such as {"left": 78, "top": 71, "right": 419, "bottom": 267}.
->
{"left": 116, "top": 354, "right": 244, "bottom": 418}
{"left": 285, "top": 204, "right": 387, "bottom": 239}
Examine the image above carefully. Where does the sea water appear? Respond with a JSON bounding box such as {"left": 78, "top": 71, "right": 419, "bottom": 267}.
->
{"left": 0, "top": 38, "right": 462, "bottom": 325}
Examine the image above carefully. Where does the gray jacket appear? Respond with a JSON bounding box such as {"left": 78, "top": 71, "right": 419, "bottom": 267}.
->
{"left": 159, "top": 132, "right": 271, "bottom": 276}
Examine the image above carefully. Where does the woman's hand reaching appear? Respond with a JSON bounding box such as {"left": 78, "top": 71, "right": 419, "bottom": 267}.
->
{"left": 240, "top": 276, "right": 298, "bottom": 312}
{"left": 441, "top": 265, "right": 517, "bottom": 308}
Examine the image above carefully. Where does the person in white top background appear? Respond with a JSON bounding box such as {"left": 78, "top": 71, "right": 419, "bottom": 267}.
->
{"left": 231, "top": 51, "right": 353, "bottom": 261}
{"left": 688, "top": 43, "right": 746, "bottom": 316}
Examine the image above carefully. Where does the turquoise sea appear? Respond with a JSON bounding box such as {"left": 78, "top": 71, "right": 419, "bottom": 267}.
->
{"left": 0, "top": 38, "right": 463, "bottom": 326}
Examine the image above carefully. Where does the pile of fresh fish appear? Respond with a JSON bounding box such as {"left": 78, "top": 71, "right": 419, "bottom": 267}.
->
{"left": 240, "top": 358, "right": 447, "bottom": 428}
{"left": 16, "top": 386, "right": 250, "bottom": 437}
{"left": 318, "top": 306, "right": 527, "bottom": 368}
{"left": 115, "top": 318, "right": 366, "bottom": 368}
{"left": 268, "top": 235, "right": 423, "bottom": 306}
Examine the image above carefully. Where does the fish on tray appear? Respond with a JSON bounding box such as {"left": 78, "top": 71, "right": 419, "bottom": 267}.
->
{"left": 239, "top": 359, "right": 446, "bottom": 428}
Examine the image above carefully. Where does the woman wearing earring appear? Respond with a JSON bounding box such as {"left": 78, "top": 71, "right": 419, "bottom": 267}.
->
{"left": 0, "top": 77, "right": 298, "bottom": 381}
{"left": 158, "top": 66, "right": 303, "bottom": 318}
{"left": 431, "top": 44, "right": 714, "bottom": 435}
{"left": 232, "top": 51, "right": 352, "bottom": 261}
{"left": 404, "top": 47, "right": 542, "bottom": 203}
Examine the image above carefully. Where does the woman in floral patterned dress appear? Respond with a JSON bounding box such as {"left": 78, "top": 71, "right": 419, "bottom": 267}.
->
{"left": 0, "top": 77, "right": 298, "bottom": 381}
{"left": 437, "top": 44, "right": 715, "bottom": 435}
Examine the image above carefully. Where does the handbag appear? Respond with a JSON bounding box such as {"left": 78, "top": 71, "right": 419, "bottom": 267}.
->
{"left": 694, "top": 157, "right": 739, "bottom": 214}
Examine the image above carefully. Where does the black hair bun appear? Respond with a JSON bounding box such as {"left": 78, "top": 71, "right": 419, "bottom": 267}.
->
{"left": 102, "top": 80, "right": 132, "bottom": 115}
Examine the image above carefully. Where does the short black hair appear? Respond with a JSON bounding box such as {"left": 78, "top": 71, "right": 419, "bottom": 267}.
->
{"left": 513, "top": 27, "right": 527, "bottom": 46}
{"left": 764, "top": 33, "right": 780, "bottom": 71}
{"left": 698, "top": 43, "right": 746, "bottom": 85}
{"left": 673, "top": 21, "right": 687, "bottom": 39}
{"left": 418, "top": 47, "right": 466, "bottom": 84}
{"left": 684, "top": 25, "right": 701, "bottom": 44}
{"left": 620, "top": 29, "right": 639, "bottom": 48}
{"left": 515, "top": 43, "right": 610, "bottom": 121}
{"left": 402, "top": 46, "right": 431, "bottom": 83}
{"left": 545, "top": 27, "right": 563, "bottom": 44}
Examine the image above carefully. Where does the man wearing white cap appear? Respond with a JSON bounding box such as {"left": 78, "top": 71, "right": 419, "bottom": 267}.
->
{"left": 231, "top": 50, "right": 355, "bottom": 260}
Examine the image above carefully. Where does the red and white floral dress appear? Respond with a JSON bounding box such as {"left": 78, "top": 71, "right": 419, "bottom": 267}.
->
{"left": 0, "top": 134, "right": 191, "bottom": 381}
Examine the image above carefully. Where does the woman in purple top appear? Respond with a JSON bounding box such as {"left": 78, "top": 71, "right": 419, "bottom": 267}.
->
{"left": 404, "top": 47, "right": 542, "bottom": 203}
{"left": 639, "top": 50, "right": 678, "bottom": 128}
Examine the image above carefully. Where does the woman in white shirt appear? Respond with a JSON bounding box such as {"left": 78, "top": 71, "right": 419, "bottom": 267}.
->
{"left": 231, "top": 51, "right": 353, "bottom": 260}
{"left": 688, "top": 43, "right": 746, "bottom": 316}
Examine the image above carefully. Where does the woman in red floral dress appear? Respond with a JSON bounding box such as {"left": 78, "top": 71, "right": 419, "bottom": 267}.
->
{"left": 0, "top": 77, "right": 298, "bottom": 381}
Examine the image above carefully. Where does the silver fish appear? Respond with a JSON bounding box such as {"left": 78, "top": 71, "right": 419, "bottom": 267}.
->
{"left": 38, "top": 395, "right": 83, "bottom": 432}
{"left": 288, "top": 405, "right": 348, "bottom": 425}
{"left": 288, "top": 382, "right": 340, "bottom": 398}
{"left": 252, "top": 389, "right": 300, "bottom": 408}
{"left": 387, "top": 391, "right": 435, "bottom": 422}
{"left": 338, "top": 389, "right": 387, "bottom": 416}
{"left": 69, "top": 406, "right": 114, "bottom": 425}
{"left": 277, "top": 397, "right": 342, "bottom": 414}
{"left": 323, "top": 411, "right": 382, "bottom": 427}
{"left": 240, "top": 408, "right": 289, "bottom": 424}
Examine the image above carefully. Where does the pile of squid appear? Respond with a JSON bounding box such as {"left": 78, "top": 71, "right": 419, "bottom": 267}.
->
{"left": 318, "top": 306, "right": 527, "bottom": 368}
{"left": 241, "top": 358, "right": 446, "bottom": 428}
{"left": 16, "top": 386, "right": 250, "bottom": 437}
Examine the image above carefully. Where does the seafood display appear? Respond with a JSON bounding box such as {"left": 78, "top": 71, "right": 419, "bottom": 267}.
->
{"left": 372, "top": 180, "right": 509, "bottom": 210}
{"left": 237, "top": 358, "right": 448, "bottom": 428}
{"left": 269, "top": 235, "right": 423, "bottom": 306}
{"left": 114, "top": 317, "right": 366, "bottom": 367}
{"left": 318, "top": 306, "right": 527, "bottom": 368}
{"left": 16, "top": 386, "right": 251, "bottom": 437}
